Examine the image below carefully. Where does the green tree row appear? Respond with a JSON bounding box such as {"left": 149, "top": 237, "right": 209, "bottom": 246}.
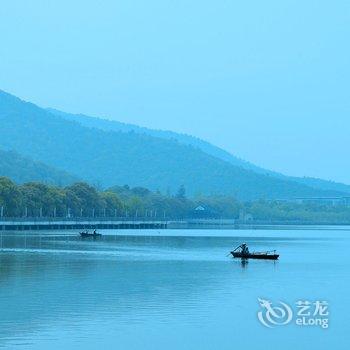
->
{"left": 1, "top": 176, "right": 350, "bottom": 222}
{"left": 0, "top": 177, "right": 240, "bottom": 219}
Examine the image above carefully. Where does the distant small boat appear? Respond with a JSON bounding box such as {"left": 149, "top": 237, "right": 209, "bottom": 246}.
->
{"left": 79, "top": 231, "right": 102, "bottom": 238}
{"left": 230, "top": 243, "right": 279, "bottom": 260}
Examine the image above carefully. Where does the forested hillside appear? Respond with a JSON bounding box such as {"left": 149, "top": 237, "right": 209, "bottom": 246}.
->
{"left": 49, "top": 108, "right": 350, "bottom": 194}
{"left": 48, "top": 108, "right": 267, "bottom": 172}
{"left": 0, "top": 149, "right": 78, "bottom": 185}
{"left": 0, "top": 89, "right": 347, "bottom": 200}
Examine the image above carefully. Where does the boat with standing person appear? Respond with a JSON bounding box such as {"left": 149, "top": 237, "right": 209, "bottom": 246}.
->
{"left": 230, "top": 243, "right": 279, "bottom": 260}
{"left": 79, "top": 229, "right": 102, "bottom": 238}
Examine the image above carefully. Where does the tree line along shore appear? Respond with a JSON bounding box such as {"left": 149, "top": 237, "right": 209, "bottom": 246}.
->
{"left": 0, "top": 176, "right": 350, "bottom": 223}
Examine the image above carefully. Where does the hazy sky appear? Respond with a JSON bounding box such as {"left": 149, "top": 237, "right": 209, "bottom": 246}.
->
{"left": 1, "top": 0, "right": 349, "bottom": 183}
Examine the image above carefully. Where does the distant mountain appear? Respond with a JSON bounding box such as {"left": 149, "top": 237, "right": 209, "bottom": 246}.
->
{"left": 0, "top": 89, "right": 347, "bottom": 200}
{"left": 49, "top": 108, "right": 350, "bottom": 195}
{"left": 0, "top": 149, "right": 78, "bottom": 185}
{"left": 289, "top": 177, "right": 350, "bottom": 195}
{"left": 48, "top": 108, "right": 265, "bottom": 172}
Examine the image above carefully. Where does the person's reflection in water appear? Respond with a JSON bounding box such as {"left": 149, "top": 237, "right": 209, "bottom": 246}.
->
{"left": 240, "top": 259, "right": 248, "bottom": 268}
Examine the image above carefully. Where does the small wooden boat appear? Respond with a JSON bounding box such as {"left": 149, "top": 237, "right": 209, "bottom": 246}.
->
{"left": 80, "top": 231, "right": 102, "bottom": 238}
{"left": 230, "top": 251, "right": 279, "bottom": 260}
{"left": 230, "top": 243, "right": 279, "bottom": 260}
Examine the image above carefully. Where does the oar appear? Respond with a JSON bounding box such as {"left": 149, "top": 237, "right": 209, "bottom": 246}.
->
{"left": 232, "top": 244, "right": 242, "bottom": 252}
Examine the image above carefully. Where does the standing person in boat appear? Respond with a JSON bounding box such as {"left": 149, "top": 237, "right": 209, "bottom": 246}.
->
{"left": 241, "top": 243, "right": 249, "bottom": 255}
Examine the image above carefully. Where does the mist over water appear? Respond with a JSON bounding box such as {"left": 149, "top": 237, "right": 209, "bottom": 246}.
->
{"left": 0, "top": 228, "right": 349, "bottom": 350}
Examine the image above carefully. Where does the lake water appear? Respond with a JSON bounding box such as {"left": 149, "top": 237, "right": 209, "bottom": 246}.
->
{"left": 0, "top": 228, "right": 349, "bottom": 350}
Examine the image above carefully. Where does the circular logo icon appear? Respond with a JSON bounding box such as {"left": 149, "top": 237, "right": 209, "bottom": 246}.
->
{"left": 257, "top": 298, "right": 293, "bottom": 328}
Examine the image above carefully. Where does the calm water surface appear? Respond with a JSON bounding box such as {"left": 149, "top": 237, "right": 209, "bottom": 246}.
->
{"left": 0, "top": 228, "right": 349, "bottom": 350}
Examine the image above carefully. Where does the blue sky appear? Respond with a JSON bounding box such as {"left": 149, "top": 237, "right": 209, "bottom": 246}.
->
{"left": 1, "top": 0, "right": 349, "bottom": 183}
